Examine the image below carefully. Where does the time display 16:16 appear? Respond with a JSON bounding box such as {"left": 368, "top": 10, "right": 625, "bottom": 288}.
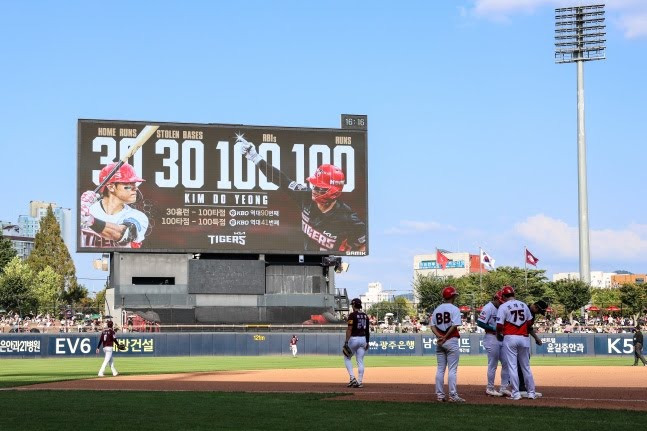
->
{"left": 90, "top": 138, "right": 357, "bottom": 192}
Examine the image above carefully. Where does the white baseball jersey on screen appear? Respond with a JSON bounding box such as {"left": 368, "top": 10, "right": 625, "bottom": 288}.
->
{"left": 431, "top": 303, "right": 462, "bottom": 338}
{"left": 89, "top": 201, "right": 149, "bottom": 243}
{"left": 477, "top": 302, "right": 498, "bottom": 332}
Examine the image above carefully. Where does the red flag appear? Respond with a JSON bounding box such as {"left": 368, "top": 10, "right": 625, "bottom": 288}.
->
{"left": 437, "top": 250, "right": 449, "bottom": 269}
{"left": 526, "top": 249, "right": 539, "bottom": 266}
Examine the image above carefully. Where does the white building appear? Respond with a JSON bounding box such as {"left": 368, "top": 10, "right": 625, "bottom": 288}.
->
{"left": 552, "top": 271, "right": 614, "bottom": 288}
{"left": 17, "top": 201, "right": 73, "bottom": 251}
{"left": 359, "top": 282, "right": 392, "bottom": 310}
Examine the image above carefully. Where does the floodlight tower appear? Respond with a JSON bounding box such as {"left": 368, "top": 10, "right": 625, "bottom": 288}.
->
{"left": 555, "top": 4, "right": 606, "bottom": 285}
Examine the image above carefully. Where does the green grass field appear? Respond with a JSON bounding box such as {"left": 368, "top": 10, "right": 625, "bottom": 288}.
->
{"left": 0, "top": 356, "right": 641, "bottom": 430}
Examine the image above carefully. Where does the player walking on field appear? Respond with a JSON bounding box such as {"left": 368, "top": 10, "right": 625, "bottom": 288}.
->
{"left": 431, "top": 286, "right": 465, "bottom": 402}
{"left": 96, "top": 320, "right": 124, "bottom": 377}
{"left": 344, "top": 298, "right": 370, "bottom": 388}
{"left": 238, "top": 136, "right": 366, "bottom": 253}
{"left": 289, "top": 334, "right": 299, "bottom": 358}
{"left": 496, "top": 286, "right": 537, "bottom": 400}
{"left": 476, "top": 290, "right": 509, "bottom": 397}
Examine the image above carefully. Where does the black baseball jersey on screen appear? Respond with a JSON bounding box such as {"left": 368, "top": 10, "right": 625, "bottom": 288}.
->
{"left": 347, "top": 311, "right": 370, "bottom": 342}
{"left": 259, "top": 161, "right": 366, "bottom": 252}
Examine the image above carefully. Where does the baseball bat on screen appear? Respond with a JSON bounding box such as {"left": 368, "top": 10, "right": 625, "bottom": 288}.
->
{"left": 93, "top": 125, "right": 159, "bottom": 194}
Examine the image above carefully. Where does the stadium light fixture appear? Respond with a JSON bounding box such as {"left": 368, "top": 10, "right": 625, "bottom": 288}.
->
{"left": 555, "top": 4, "right": 606, "bottom": 284}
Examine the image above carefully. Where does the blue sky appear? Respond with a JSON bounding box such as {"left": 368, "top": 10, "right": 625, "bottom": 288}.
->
{"left": 1, "top": 1, "right": 646, "bottom": 299}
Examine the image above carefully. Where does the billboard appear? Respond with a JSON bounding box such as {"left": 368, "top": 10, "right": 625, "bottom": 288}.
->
{"left": 77, "top": 118, "right": 368, "bottom": 255}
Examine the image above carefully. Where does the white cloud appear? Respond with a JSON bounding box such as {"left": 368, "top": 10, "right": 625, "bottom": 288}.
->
{"left": 384, "top": 219, "right": 456, "bottom": 235}
{"left": 469, "top": 0, "right": 647, "bottom": 39}
{"left": 514, "top": 214, "right": 647, "bottom": 260}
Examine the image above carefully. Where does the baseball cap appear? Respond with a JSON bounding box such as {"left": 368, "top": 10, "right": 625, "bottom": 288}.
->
{"left": 533, "top": 300, "right": 548, "bottom": 315}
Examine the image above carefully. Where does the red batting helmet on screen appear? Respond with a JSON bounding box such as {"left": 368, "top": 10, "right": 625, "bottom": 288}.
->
{"left": 501, "top": 285, "right": 515, "bottom": 297}
{"left": 442, "top": 286, "right": 459, "bottom": 300}
{"left": 307, "top": 164, "right": 344, "bottom": 205}
{"left": 99, "top": 162, "right": 145, "bottom": 191}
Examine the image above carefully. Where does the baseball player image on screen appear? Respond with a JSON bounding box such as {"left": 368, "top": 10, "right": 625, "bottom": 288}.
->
{"left": 431, "top": 286, "right": 465, "bottom": 403}
{"left": 80, "top": 162, "right": 149, "bottom": 248}
{"left": 495, "top": 286, "right": 538, "bottom": 400}
{"left": 476, "top": 290, "right": 509, "bottom": 397}
{"left": 343, "top": 298, "right": 370, "bottom": 388}
{"left": 238, "top": 136, "right": 366, "bottom": 253}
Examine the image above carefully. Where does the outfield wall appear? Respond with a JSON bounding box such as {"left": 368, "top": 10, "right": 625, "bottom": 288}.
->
{"left": 0, "top": 333, "right": 637, "bottom": 358}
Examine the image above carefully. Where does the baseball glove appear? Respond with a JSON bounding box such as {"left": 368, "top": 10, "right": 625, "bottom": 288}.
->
{"left": 342, "top": 342, "right": 353, "bottom": 359}
{"left": 117, "top": 343, "right": 126, "bottom": 351}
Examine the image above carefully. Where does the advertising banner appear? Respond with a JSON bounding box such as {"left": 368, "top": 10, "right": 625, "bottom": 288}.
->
{"left": 77, "top": 118, "right": 368, "bottom": 255}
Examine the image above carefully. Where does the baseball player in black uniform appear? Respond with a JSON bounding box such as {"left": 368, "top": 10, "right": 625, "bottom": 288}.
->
{"left": 238, "top": 136, "right": 366, "bottom": 253}
{"left": 633, "top": 324, "right": 647, "bottom": 366}
{"left": 344, "top": 298, "right": 370, "bottom": 388}
{"left": 96, "top": 320, "right": 124, "bottom": 377}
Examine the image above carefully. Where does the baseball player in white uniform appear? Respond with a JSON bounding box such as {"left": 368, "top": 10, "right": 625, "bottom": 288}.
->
{"left": 496, "top": 286, "right": 537, "bottom": 400}
{"left": 477, "top": 290, "right": 509, "bottom": 397}
{"left": 431, "top": 286, "right": 465, "bottom": 403}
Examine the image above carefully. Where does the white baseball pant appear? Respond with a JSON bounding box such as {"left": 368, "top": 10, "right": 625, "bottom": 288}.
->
{"left": 503, "top": 335, "right": 535, "bottom": 398}
{"left": 435, "top": 338, "right": 460, "bottom": 398}
{"left": 98, "top": 347, "right": 118, "bottom": 376}
{"left": 344, "top": 336, "right": 367, "bottom": 383}
{"left": 290, "top": 344, "right": 298, "bottom": 357}
{"left": 483, "top": 333, "right": 509, "bottom": 390}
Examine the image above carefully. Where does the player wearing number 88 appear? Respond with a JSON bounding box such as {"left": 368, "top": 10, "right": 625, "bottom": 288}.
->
{"left": 430, "top": 286, "right": 465, "bottom": 402}
{"left": 495, "top": 287, "right": 537, "bottom": 400}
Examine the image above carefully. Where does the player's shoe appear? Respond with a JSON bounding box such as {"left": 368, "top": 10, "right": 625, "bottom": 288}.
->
{"left": 437, "top": 397, "right": 446, "bottom": 402}
{"left": 486, "top": 389, "right": 504, "bottom": 397}
{"left": 508, "top": 395, "right": 522, "bottom": 401}
{"left": 347, "top": 377, "right": 358, "bottom": 387}
{"left": 448, "top": 395, "right": 466, "bottom": 403}
{"left": 519, "top": 391, "right": 528, "bottom": 398}
{"left": 98, "top": 373, "right": 104, "bottom": 377}
{"left": 113, "top": 372, "right": 119, "bottom": 377}
{"left": 499, "top": 388, "right": 512, "bottom": 397}
{"left": 354, "top": 382, "right": 363, "bottom": 388}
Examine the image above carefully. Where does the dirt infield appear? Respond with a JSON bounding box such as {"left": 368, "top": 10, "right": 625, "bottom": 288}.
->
{"left": 18, "top": 366, "right": 647, "bottom": 411}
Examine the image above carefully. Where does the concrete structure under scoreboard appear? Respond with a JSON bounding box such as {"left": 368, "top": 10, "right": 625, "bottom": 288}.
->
{"left": 105, "top": 253, "right": 341, "bottom": 326}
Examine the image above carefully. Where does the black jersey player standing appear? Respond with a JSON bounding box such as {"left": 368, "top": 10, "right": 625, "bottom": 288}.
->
{"left": 96, "top": 320, "right": 123, "bottom": 377}
{"left": 344, "top": 298, "right": 370, "bottom": 388}
{"left": 238, "top": 135, "right": 366, "bottom": 253}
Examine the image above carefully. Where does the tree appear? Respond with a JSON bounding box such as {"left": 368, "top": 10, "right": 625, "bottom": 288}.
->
{"left": 62, "top": 282, "right": 89, "bottom": 305}
{"left": 32, "top": 266, "right": 62, "bottom": 314}
{"left": 366, "top": 297, "right": 414, "bottom": 322}
{"left": 26, "top": 206, "right": 77, "bottom": 295}
{"left": 0, "top": 257, "right": 37, "bottom": 315}
{"left": 413, "top": 273, "right": 453, "bottom": 313}
{"left": 590, "top": 287, "right": 621, "bottom": 308}
{"left": 550, "top": 279, "right": 591, "bottom": 323}
{"left": 0, "top": 232, "right": 17, "bottom": 274}
{"left": 619, "top": 283, "right": 646, "bottom": 322}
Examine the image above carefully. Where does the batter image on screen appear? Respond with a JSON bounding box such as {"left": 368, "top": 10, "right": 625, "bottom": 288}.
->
{"left": 238, "top": 135, "right": 366, "bottom": 253}
{"left": 80, "top": 162, "right": 149, "bottom": 248}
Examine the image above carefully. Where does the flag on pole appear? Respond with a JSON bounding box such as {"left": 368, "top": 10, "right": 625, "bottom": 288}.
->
{"left": 526, "top": 249, "right": 539, "bottom": 266}
{"left": 436, "top": 249, "right": 450, "bottom": 269}
{"left": 480, "top": 249, "right": 495, "bottom": 270}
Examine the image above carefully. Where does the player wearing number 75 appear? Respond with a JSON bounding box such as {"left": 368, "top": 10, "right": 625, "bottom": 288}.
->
{"left": 431, "top": 286, "right": 465, "bottom": 403}
{"left": 495, "top": 286, "right": 538, "bottom": 400}
{"left": 237, "top": 135, "right": 366, "bottom": 254}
